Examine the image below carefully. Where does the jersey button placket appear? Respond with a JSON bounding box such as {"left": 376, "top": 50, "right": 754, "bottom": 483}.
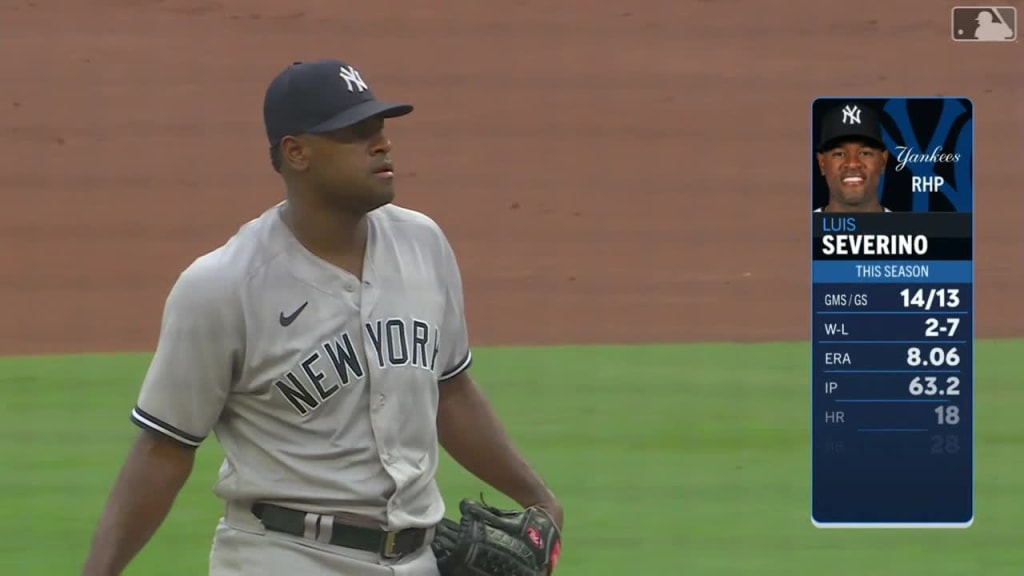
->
{"left": 376, "top": 392, "right": 393, "bottom": 468}
{"left": 358, "top": 266, "right": 394, "bottom": 476}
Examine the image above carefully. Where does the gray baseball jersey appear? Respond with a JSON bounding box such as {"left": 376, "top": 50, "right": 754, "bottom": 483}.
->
{"left": 129, "top": 201, "right": 472, "bottom": 530}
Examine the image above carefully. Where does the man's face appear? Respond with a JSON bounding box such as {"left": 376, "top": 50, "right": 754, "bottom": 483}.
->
{"left": 282, "top": 115, "right": 397, "bottom": 213}
{"left": 817, "top": 139, "right": 889, "bottom": 209}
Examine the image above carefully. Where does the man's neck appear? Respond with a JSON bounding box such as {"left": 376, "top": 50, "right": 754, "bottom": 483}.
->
{"left": 281, "top": 197, "right": 368, "bottom": 274}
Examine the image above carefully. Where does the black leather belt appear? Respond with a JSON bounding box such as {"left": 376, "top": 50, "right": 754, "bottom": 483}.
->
{"left": 251, "top": 503, "right": 429, "bottom": 559}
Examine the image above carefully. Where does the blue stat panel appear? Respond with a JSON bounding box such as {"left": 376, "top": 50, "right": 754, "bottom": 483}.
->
{"left": 810, "top": 97, "right": 974, "bottom": 528}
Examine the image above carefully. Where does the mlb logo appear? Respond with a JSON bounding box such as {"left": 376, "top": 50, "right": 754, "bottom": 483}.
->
{"left": 951, "top": 6, "right": 1017, "bottom": 41}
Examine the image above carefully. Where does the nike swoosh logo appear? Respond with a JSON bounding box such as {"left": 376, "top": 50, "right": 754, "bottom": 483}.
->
{"left": 279, "top": 301, "right": 309, "bottom": 327}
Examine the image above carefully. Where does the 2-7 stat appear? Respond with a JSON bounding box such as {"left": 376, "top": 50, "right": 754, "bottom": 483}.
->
{"left": 924, "top": 317, "right": 960, "bottom": 337}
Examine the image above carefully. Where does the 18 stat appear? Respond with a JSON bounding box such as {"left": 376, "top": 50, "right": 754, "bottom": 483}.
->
{"left": 811, "top": 211, "right": 974, "bottom": 528}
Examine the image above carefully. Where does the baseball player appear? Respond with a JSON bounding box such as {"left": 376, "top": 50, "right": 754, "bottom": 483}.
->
{"left": 80, "top": 59, "right": 563, "bottom": 576}
{"left": 814, "top": 101, "right": 892, "bottom": 213}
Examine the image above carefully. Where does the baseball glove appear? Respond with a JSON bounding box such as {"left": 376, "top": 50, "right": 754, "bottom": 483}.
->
{"left": 432, "top": 498, "right": 561, "bottom": 576}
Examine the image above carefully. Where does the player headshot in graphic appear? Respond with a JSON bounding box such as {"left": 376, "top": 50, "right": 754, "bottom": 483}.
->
{"left": 814, "top": 102, "right": 892, "bottom": 213}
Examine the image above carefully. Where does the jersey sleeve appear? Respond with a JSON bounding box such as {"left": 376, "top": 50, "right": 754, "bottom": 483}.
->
{"left": 437, "top": 233, "right": 472, "bottom": 383}
{"left": 129, "top": 255, "right": 243, "bottom": 448}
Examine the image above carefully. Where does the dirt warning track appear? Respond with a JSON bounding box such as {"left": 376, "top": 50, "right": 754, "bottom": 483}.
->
{"left": 0, "top": 0, "right": 1019, "bottom": 355}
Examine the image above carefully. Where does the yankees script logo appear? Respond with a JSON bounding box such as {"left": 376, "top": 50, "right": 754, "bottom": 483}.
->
{"left": 338, "top": 65, "right": 368, "bottom": 93}
{"left": 893, "top": 146, "right": 961, "bottom": 173}
{"left": 841, "top": 105, "right": 861, "bottom": 125}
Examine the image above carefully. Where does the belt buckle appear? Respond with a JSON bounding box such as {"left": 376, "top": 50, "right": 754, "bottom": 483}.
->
{"left": 381, "top": 530, "right": 401, "bottom": 559}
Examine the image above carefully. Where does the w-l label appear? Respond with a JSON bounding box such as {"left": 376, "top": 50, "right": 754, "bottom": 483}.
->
{"left": 824, "top": 323, "right": 850, "bottom": 336}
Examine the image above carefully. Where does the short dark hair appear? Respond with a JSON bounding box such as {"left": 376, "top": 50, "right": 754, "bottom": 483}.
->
{"left": 269, "top": 145, "right": 282, "bottom": 173}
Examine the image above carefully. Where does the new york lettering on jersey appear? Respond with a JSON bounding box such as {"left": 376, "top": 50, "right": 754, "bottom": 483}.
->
{"left": 273, "top": 316, "right": 443, "bottom": 417}
{"left": 130, "top": 202, "right": 472, "bottom": 529}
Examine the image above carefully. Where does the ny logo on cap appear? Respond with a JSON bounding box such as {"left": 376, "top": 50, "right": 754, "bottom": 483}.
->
{"left": 339, "top": 65, "right": 369, "bottom": 93}
{"left": 841, "top": 105, "right": 861, "bottom": 125}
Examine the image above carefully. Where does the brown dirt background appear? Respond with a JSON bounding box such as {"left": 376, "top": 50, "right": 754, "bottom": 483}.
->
{"left": 1, "top": 0, "right": 1020, "bottom": 356}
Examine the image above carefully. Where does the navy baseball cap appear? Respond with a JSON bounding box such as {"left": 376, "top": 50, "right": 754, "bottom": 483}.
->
{"left": 817, "top": 101, "right": 885, "bottom": 151}
{"left": 263, "top": 59, "right": 413, "bottom": 147}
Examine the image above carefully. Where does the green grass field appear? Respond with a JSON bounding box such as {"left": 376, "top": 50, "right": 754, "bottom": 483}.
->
{"left": 2, "top": 340, "right": 1021, "bottom": 575}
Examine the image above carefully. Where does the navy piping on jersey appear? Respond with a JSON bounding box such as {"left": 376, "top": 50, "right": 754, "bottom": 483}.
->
{"left": 130, "top": 406, "right": 205, "bottom": 448}
{"left": 439, "top": 351, "right": 473, "bottom": 383}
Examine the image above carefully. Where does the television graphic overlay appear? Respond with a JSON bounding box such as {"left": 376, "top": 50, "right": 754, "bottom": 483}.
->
{"left": 810, "top": 97, "right": 974, "bottom": 528}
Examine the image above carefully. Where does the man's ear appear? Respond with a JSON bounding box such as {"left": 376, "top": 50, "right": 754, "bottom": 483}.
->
{"left": 280, "top": 135, "right": 311, "bottom": 172}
